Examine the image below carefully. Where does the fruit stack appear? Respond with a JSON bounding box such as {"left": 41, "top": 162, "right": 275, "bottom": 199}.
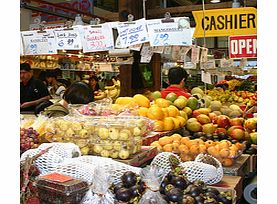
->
{"left": 20, "top": 127, "right": 40, "bottom": 154}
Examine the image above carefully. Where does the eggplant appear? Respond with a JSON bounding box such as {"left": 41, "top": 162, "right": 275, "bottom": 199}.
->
{"left": 166, "top": 188, "right": 183, "bottom": 203}
{"left": 115, "top": 187, "right": 132, "bottom": 202}
{"left": 121, "top": 171, "right": 137, "bottom": 188}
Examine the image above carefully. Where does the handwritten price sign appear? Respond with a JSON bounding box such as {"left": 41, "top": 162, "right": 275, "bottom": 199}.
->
{"left": 146, "top": 18, "right": 192, "bottom": 46}
{"left": 116, "top": 18, "right": 149, "bottom": 48}
{"left": 21, "top": 30, "right": 57, "bottom": 55}
{"left": 81, "top": 23, "right": 114, "bottom": 53}
{"left": 54, "top": 27, "right": 82, "bottom": 50}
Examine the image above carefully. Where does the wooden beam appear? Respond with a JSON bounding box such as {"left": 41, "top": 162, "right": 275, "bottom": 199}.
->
{"left": 147, "top": 0, "right": 257, "bottom": 18}
{"left": 93, "top": 6, "right": 119, "bottom": 21}
{"left": 173, "top": 0, "right": 193, "bottom": 6}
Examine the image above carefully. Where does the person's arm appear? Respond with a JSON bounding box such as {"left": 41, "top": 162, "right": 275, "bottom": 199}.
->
{"left": 20, "top": 95, "right": 51, "bottom": 109}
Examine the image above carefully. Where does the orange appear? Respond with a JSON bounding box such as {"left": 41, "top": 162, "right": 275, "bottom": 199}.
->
{"left": 180, "top": 137, "right": 190, "bottom": 145}
{"left": 155, "top": 98, "right": 171, "bottom": 108}
{"left": 199, "top": 144, "right": 207, "bottom": 153}
{"left": 171, "top": 133, "right": 182, "bottom": 142}
{"left": 171, "top": 117, "right": 181, "bottom": 129}
{"left": 221, "top": 158, "right": 234, "bottom": 167}
{"left": 219, "top": 148, "right": 230, "bottom": 158}
{"left": 163, "top": 144, "right": 173, "bottom": 152}
{"left": 207, "top": 146, "right": 219, "bottom": 157}
{"left": 178, "top": 144, "right": 189, "bottom": 154}
{"left": 162, "top": 108, "right": 169, "bottom": 117}
{"left": 167, "top": 105, "right": 180, "bottom": 117}
{"left": 147, "top": 106, "right": 164, "bottom": 120}
{"left": 150, "top": 141, "right": 163, "bottom": 151}
{"left": 163, "top": 117, "right": 175, "bottom": 131}
{"left": 172, "top": 142, "right": 180, "bottom": 152}
{"left": 158, "top": 136, "right": 173, "bottom": 146}
{"left": 235, "top": 142, "right": 245, "bottom": 150}
{"left": 176, "top": 116, "right": 186, "bottom": 127}
{"left": 133, "top": 94, "right": 150, "bottom": 108}
{"left": 190, "top": 145, "right": 199, "bottom": 155}
{"left": 138, "top": 107, "right": 149, "bottom": 117}
{"left": 180, "top": 153, "right": 193, "bottom": 162}
{"left": 153, "top": 120, "right": 164, "bottom": 132}
{"left": 205, "top": 140, "right": 215, "bottom": 148}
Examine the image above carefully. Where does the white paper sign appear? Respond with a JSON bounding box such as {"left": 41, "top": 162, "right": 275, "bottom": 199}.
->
{"left": 191, "top": 46, "right": 200, "bottom": 64}
{"left": 129, "top": 43, "right": 142, "bottom": 51}
{"left": 152, "top": 46, "right": 164, "bottom": 53}
{"left": 20, "top": 35, "right": 24, "bottom": 56}
{"left": 179, "top": 46, "right": 192, "bottom": 61}
{"left": 220, "top": 58, "right": 234, "bottom": 68}
{"left": 21, "top": 30, "right": 57, "bottom": 55}
{"left": 54, "top": 27, "right": 82, "bottom": 50}
{"left": 200, "top": 48, "right": 208, "bottom": 63}
{"left": 146, "top": 18, "right": 192, "bottom": 46}
{"left": 201, "top": 71, "right": 212, "bottom": 84}
{"left": 172, "top": 46, "right": 181, "bottom": 60}
{"left": 140, "top": 43, "right": 153, "bottom": 63}
{"left": 163, "top": 46, "right": 172, "bottom": 55}
{"left": 81, "top": 23, "right": 114, "bottom": 52}
{"left": 116, "top": 18, "right": 149, "bottom": 48}
{"left": 200, "top": 60, "right": 216, "bottom": 70}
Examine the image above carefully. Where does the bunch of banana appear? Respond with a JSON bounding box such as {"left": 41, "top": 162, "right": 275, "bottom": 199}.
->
{"left": 227, "top": 79, "right": 242, "bottom": 90}
{"left": 104, "top": 79, "right": 121, "bottom": 100}
{"left": 94, "top": 91, "right": 107, "bottom": 100}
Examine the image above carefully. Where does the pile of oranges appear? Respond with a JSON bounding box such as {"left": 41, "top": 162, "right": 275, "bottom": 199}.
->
{"left": 150, "top": 133, "right": 245, "bottom": 167}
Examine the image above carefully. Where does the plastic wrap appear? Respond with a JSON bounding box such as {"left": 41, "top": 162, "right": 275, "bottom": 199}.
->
{"left": 38, "top": 142, "right": 81, "bottom": 158}
{"left": 138, "top": 166, "right": 168, "bottom": 204}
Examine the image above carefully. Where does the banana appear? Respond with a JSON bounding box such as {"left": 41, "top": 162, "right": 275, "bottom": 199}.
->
{"left": 108, "top": 89, "right": 119, "bottom": 99}
{"left": 94, "top": 92, "right": 107, "bottom": 100}
{"left": 104, "top": 85, "right": 116, "bottom": 90}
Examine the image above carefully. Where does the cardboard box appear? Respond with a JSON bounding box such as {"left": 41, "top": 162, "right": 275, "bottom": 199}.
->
{"left": 116, "top": 146, "right": 158, "bottom": 167}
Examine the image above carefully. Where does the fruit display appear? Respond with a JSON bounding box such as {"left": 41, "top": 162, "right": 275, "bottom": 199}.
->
{"left": 150, "top": 134, "right": 244, "bottom": 166}
{"left": 111, "top": 171, "right": 146, "bottom": 203}
{"left": 160, "top": 169, "right": 233, "bottom": 204}
{"left": 94, "top": 78, "right": 121, "bottom": 101}
{"left": 43, "top": 116, "right": 150, "bottom": 159}
{"left": 20, "top": 127, "right": 40, "bottom": 154}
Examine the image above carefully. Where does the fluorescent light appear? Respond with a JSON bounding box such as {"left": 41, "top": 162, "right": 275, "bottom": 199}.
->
{"left": 210, "top": 0, "right": 221, "bottom": 3}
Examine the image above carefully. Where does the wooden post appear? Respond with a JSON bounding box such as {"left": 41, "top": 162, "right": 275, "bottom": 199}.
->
{"left": 119, "top": 65, "right": 132, "bottom": 96}
{"left": 151, "top": 53, "right": 162, "bottom": 91}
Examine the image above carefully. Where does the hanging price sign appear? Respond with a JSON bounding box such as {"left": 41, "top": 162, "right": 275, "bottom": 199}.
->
{"left": 54, "top": 27, "right": 82, "bottom": 50}
{"left": 81, "top": 23, "right": 114, "bottom": 52}
{"left": 21, "top": 30, "right": 57, "bottom": 55}
{"left": 146, "top": 17, "right": 192, "bottom": 46}
{"left": 116, "top": 18, "right": 149, "bottom": 48}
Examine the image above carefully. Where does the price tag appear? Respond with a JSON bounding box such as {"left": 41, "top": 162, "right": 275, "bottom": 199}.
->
{"left": 152, "top": 46, "right": 164, "bottom": 53}
{"left": 191, "top": 46, "right": 200, "bottom": 64}
{"left": 179, "top": 46, "right": 192, "bottom": 61}
{"left": 146, "top": 18, "right": 192, "bottom": 46}
{"left": 163, "top": 46, "right": 172, "bottom": 55}
{"left": 220, "top": 58, "right": 234, "bottom": 68}
{"left": 81, "top": 23, "right": 114, "bottom": 53}
{"left": 201, "top": 71, "right": 212, "bottom": 84}
{"left": 21, "top": 30, "right": 57, "bottom": 55}
{"left": 200, "top": 48, "right": 208, "bottom": 63}
{"left": 140, "top": 43, "right": 153, "bottom": 63}
{"left": 200, "top": 60, "right": 216, "bottom": 70}
{"left": 54, "top": 27, "right": 82, "bottom": 50}
{"left": 116, "top": 18, "right": 149, "bottom": 48}
{"left": 20, "top": 35, "right": 24, "bottom": 55}
{"left": 129, "top": 43, "right": 142, "bottom": 51}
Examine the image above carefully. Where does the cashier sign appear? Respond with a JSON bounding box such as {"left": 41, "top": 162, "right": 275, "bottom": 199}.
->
{"left": 192, "top": 7, "right": 257, "bottom": 38}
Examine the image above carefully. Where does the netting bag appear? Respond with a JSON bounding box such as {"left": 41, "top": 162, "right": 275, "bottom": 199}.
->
{"left": 138, "top": 165, "right": 168, "bottom": 204}
{"left": 194, "top": 153, "right": 223, "bottom": 185}
{"left": 20, "top": 148, "right": 64, "bottom": 175}
{"left": 38, "top": 142, "right": 81, "bottom": 159}
{"left": 150, "top": 152, "right": 181, "bottom": 175}
{"left": 81, "top": 166, "right": 115, "bottom": 204}
{"left": 50, "top": 161, "right": 95, "bottom": 184}
{"left": 64, "top": 155, "right": 113, "bottom": 165}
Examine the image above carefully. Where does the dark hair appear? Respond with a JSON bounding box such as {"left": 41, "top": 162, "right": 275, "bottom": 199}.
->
{"left": 89, "top": 75, "right": 99, "bottom": 82}
{"left": 168, "top": 67, "right": 189, "bottom": 85}
{"left": 63, "top": 81, "right": 94, "bottom": 104}
{"left": 45, "top": 70, "right": 57, "bottom": 78}
{"left": 20, "top": 63, "right": 31, "bottom": 71}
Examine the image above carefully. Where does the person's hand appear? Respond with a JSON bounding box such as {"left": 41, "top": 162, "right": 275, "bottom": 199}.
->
{"left": 20, "top": 102, "right": 33, "bottom": 109}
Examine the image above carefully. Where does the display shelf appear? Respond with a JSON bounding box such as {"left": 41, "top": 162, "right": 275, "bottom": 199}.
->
{"left": 223, "top": 154, "right": 250, "bottom": 177}
{"left": 115, "top": 146, "right": 158, "bottom": 167}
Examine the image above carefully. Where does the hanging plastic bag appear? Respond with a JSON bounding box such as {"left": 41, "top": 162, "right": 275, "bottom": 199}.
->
{"left": 138, "top": 165, "right": 168, "bottom": 204}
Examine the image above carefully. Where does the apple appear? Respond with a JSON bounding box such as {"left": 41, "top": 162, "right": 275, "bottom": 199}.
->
{"left": 250, "top": 132, "right": 257, "bottom": 144}
{"left": 230, "top": 128, "right": 245, "bottom": 141}
{"left": 244, "top": 118, "right": 257, "bottom": 132}
{"left": 216, "top": 115, "right": 231, "bottom": 128}
{"left": 208, "top": 112, "right": 218, "bottom": 123}
{"left": 152, "top": 91, "right": 162, "bottom": 100}
{"left": 108, "top": 128, "right": 119, "bottom": 140}
{"left": 98, "top": 128, "right": 109, "bottom": 139}
{"left": 166, "top": 92, "right": 178, "bottom": 103}
{"left": 227, "top": 125, "right": 244, "bottom": 135}
{"left": 230, "top": 118, "right": 245, "bottom": 126}
{"left": 202, "top": 123, "right": 217, "bottom": 134}
{"left": 174, "top": 97, "right": 188, "bottom": 110}
{"left": 192, "top": 110, "right": 201, "bottom": 118}
{"left": 186, "top": 121, "right": 202, "bottom": 132}
{"left": 214, "top": 128, "right": 227, "bottom": 134}
{"left": 196, "top": 114, "right": 211, "bottom": 124}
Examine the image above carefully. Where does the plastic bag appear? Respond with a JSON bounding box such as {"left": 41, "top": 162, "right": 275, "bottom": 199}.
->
{"left": 138, "top": 166, "right": 167, "bottom": 204}
{"left": 81, "top": 166, "right": 115, "bottom": 204}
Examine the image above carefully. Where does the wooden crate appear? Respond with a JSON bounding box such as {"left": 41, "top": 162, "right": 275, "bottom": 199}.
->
{"left": 115, "top": 146, "right": 158, "bottom": 167}
{"left": 249, "top": 154, "right": 257, "bottom": 173}
{"left": 223, "top": 154, "right": 250, "bottom": 177}
{"left": 209, "top": 175, "right": 243, "bottom": 203}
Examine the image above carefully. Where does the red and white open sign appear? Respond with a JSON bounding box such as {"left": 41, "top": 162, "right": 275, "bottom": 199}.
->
{"left": 229, "top": 35, "right": 257, "bottom": 59}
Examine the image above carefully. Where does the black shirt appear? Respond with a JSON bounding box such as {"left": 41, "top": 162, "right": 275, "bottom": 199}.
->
{"left": 20, "top": 77, "right": 50, "bottom": 112}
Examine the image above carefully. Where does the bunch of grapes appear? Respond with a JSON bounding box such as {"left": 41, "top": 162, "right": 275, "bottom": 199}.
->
{"left": 20, "top": 127, "right": 40, "bottom": 154}
{"left": 112, "top": 171, "right": 146, "bottom": 203}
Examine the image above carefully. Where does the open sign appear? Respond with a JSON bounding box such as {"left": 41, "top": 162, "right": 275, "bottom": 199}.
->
{"left": 229, "top": 35, "right": 257, "bottom": 59}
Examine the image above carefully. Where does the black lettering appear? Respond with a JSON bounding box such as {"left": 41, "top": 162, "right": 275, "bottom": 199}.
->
{"left": 247, "top": 13, "right": 256, "bottom": 28}
{"left": 210, "top": 16, "right": 217, "bottom": 30}
{"left": 225, "top": 15, "right": 233, "bottom": 29}
{"left": 239, "top": 14, "right": 247, "bottom": 28}
{"left": 234, "top": 14, "right": 238, "bottom": 29}
{"left": 217, "top": 15, "right": 224, "bottom": 30}
{"left": 202, "top": 16, "right": 209, "bottom": 30}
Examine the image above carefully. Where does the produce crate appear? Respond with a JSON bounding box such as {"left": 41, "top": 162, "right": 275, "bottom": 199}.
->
{"left": 249, "top": 154, "right": 257, "bottom": 173}
{"left": 115, "top": 146, "right": 158, "bottom": 167}
{"left": 223, "top": 154, "right": 250, "bottom": 177}
{"left": 209, "top": 175, "right": 243, "bottom": 204}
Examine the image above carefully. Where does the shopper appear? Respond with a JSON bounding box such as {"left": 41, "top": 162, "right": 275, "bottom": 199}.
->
{"left": 45, "top": 70, "right": 66, "bottom": 99}
{"left": 41, "top": 81, "right": 94, "bottom": 118}
{"left": 88, "top": 75, "right": 100, "bottom": 92}
{"left": 160, "top": 67, "right": 192, "bottom": 99}
{"left": 20, "top": 63, "right": 51, "bottom": 113}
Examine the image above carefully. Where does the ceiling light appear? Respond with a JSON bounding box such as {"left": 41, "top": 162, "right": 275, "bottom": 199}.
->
{"left": 210, "top": 0, "right": 221, "bottom": 3}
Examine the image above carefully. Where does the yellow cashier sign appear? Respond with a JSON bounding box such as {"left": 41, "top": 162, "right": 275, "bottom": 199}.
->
{"left": 192, "top": 7, "right": 257, "bottom": 38}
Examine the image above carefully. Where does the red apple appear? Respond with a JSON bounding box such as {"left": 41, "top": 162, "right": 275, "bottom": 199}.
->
{"left": 230, "top": 128, "right": 245, "bottom": 141}
{"left": 227, "top": 125, "right": 244, "bottom": 135}
{"left": 244, "top": 118, "right": 257, "bottom": 132}
{"left": 216, "top": 115, "right": 231, "bottom": 128}
{"left": 208, "top": 112, "right": 218, "bottom": 123}
{"left": 192, "top": 109, "right": 201, "bottom": 118}
{"left": 214, "top": 128, "right": 227, "bottom": 134}
{"left": 230, "top": 118, "right": 245, "bottom": 126}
